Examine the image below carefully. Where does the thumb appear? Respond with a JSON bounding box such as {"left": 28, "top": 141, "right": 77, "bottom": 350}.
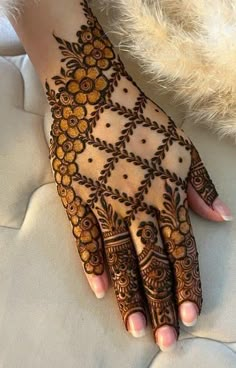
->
{"left": 187, "top": 145, "right": 233, "bottom": 222}
{"left": 187, "top": 183, "right": 233, "bottom": 222}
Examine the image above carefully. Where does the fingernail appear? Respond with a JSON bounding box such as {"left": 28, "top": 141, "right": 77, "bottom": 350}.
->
{"left": 155, "top": 326, "right": 177, "bottom": 352}
{"left": 127, "top": 312, "right": 147, "bottom": 338}
{"left": 179, "top": 302, "right": 198, "bottom": 327}
{"left": 91, "top": 276, "right": 106, "bottom": 299}
{"left": 213, "top": 198, "right": 233, "bottom": 221}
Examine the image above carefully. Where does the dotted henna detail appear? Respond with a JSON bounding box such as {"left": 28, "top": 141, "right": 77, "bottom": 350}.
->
{"left": 46, "top": 2, "right": 190, "bottom": 228}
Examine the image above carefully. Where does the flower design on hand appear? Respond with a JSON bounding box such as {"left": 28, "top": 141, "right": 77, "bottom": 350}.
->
{"left": 75, "top": 212, "right": 100, "bottom": 241}
{"left": 52, "top": 157, "right": 78, "bottom": 186}
{"left": 59, "top": 105, "right": 88, "bottom": 138}
{"left": 162, "top": 199, "right": 191, "bottom": 260}
{"left": 58, "top": 91, "right": 73, "bottom": 106}
{"left": 57, "top": 183, "right": 103, "bottom": 275}
{"left": 51, "top": 120, "right": 62, "bottom": 137}
{"left": 83, "top": 39, "right": 115, "bottom": 70}
{"left": 137, "top": 222, "right": 158, "bottom": 245}
{"left": 74, "top": 212, "right": 102, "bottom": 274}
{"left": 66, "top": 66, "right": 108, "bottom": 105}
{"left": 45, "top": 0, "right": 218, "bottom": 339}
{"left": 51, "top": 103, "right": 63, "bottom": 120}
{"left": 77, "top": 22, "right": 106, "bottom": 45}
{"left": 55, "top": 133, "right": 85, "bottom": 163}
{"left": 57, "top": 184, "right": 76, "bottom": 207}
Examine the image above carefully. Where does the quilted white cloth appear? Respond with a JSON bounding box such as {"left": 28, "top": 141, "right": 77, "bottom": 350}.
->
{"left": 0, "top": 17, "right": 235, "bottom": 368}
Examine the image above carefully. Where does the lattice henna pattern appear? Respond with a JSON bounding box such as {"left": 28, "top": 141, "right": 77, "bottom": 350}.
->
{"left": 45, "top": 0, "right": 217, "bottom": 339}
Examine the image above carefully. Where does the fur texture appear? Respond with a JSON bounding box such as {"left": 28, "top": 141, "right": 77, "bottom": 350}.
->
{"left": 0, "top": 0, "right": 24, "bottom": 17}
{"left": 95, "top": 0, "right": 236, "bottom": 139}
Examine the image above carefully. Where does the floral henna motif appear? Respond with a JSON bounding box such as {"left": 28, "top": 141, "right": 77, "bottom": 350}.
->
{"left": 46, "top": 0, "right": 191, "bottom": 225}
{"left": 97, "top": 199, "right": 146, "bottom": 328}
{"left": 136, "top": 222, "right": 179, "bottom": 336}
{"left": 46, "top": 4, "right": 115, "bottom": 277}
{"left": 57, "top": 185, "right": 104, "bottom": 275}
{"left": 136, "top": 221, "right": 158, "bottom": 245}
{"left": 45, "top": 0, "right": 216, "bottom": 335}
{"left": 189, "top": 146, "right": 218, "bottom": 207}
{"left": 67, "top": 66, "right": 109, "bottom": 105}
{"left": 160, "top": 183, "right": 203, "bottom": 312}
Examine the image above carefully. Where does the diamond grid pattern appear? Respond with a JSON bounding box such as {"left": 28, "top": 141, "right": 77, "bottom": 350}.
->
{"left": 74, "top": 67, "right": 190, "bottom": 222}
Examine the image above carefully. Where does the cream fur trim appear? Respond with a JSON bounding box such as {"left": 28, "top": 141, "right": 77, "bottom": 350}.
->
{"left": 0, "top": 0, "right": 24, "bottom": 17}
{"left": 95, "top": 0, "right": 236, "bottom": 139}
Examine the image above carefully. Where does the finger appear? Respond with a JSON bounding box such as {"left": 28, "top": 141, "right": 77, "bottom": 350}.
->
{"left": 159, "top": 183, "right": 202, "bottom": 327}
{"left": 56, "top": 183, "right": 109, "bottom": 298}
{"left": 95, "top": 197, "right": 147, "bottom": 338}
{"left": 188, "top": 183, "right": 233, "bottom": 222}
{"left": 129, "top": 213, "right": 179, "bottom": 351}
{"left": 188, "top": 145, "right": 233, "bottom": 221}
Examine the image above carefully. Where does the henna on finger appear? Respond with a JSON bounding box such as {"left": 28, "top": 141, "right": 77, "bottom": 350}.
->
{"left": 189, "top": 145, "right": 218, "bottom": 207}
{"left": 96, "top": 198, "right": 147, "bottom": 329}
{"left": 136, "top": 221, "right": 179, "bottom": 337}
{"left": 160, "top": 183, "right": 203, "bottom": 313}
{"left": 56, "top": 184, "right": 104, "bottom": 275}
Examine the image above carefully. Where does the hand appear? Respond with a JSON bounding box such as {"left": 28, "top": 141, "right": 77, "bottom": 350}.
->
{"left": 45, "top": 1, "right": 232, "bottom": 351}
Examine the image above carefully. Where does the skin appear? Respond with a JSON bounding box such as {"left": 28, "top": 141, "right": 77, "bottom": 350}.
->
{"left": 10, "top": 0, "right": 232, "bottom": 352}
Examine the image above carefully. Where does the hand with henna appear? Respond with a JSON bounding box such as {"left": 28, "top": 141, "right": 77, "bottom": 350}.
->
{"left": 11, "top": 0, "right": 233, "bottom": 352}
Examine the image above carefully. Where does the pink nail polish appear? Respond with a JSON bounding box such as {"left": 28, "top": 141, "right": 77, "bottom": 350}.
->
{"left": 179, "top": 302, "right": 198, "bottom": 327}
{"left": 127, "top": 312, "right": 147, "bottom": 338}
{"left": 155, "top": 326, "right": 177, "bottom": 352}
{"left": 213, "top": 198, "right": 233, "bottom": 221}
{"left": 91, "top": 276, "right": 106, "bottom": 299}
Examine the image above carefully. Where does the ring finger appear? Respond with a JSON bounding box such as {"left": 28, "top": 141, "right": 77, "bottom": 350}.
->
{"left": 159, "top": 183, "right": 202, "bottom": 327}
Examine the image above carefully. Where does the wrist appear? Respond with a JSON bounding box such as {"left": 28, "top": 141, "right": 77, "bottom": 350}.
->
{"left": 10, "top": 0, "right": 90, "bottom": 82}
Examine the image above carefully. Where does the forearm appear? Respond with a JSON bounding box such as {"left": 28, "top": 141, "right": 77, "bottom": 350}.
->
{"left": 10, "top": 0, "right": 94, "bottom": 83}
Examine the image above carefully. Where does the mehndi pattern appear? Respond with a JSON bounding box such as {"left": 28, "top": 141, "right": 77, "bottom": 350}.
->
{"left": 137, "top": 221, "right": 179, "bottom": 336}
{"left": 97, "top": 198, "right": 146, "bottom": 329}
{"left": 46, "top": 0, "right": 217, "bottom": 337}
{"left": 160, "top": 183, "right": 203, "bottom": 312}
{"left": 189, "top": 146, "right": 218, "bottom": 207}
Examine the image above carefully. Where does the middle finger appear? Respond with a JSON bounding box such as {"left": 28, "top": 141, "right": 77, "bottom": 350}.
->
{"left": 128, "top": 210, "right": 179, "bottom": 350}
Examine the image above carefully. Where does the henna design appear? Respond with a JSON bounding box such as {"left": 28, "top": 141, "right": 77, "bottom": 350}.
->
{"left": 136, "top": 222, "right": 179, "bottom": 336}
{"left": 136, "top": 221, "right": 158, "bottom": 245}
{"left": 189, "top": 146, "right": 218, "bottom": 207}
{"left": 160, "top": 183, "right": 203, "bottom": 312}
{"left": 57, "top": 184, "right": 104, "bottom": 275}
{"left": 97, "top": 198, "right": 146, "bottom": 328}
{"left": 46, "top": 7, "right": 190, "bottom": 225}
{"left": 45, "top": 0, "right": 217, "bottom": 336}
